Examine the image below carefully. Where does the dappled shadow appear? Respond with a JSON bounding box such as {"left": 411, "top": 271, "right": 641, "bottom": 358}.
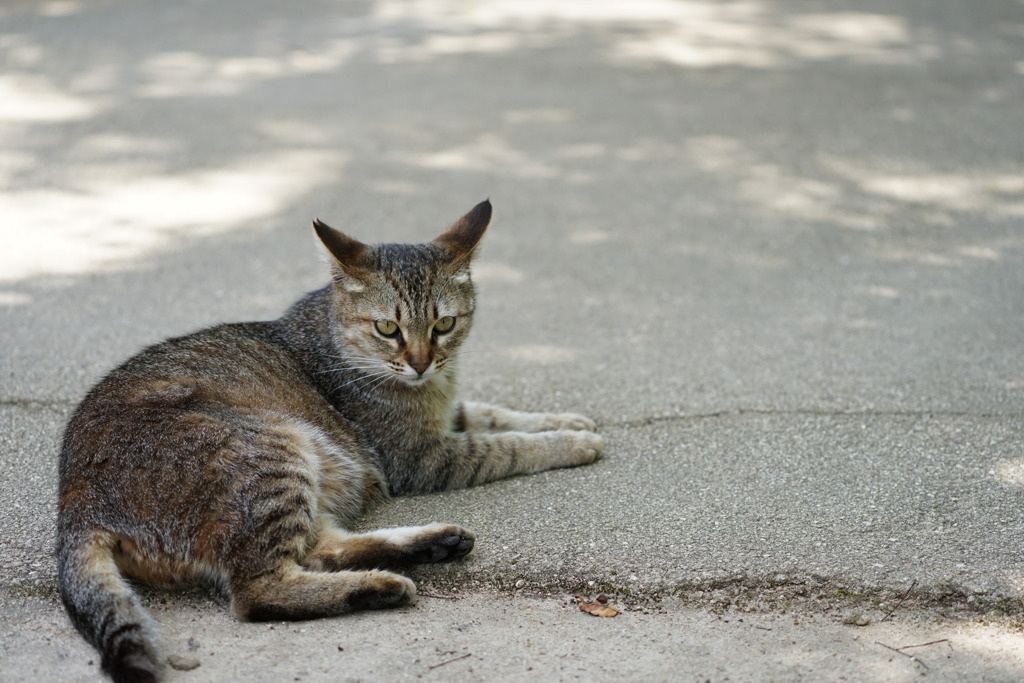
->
{"left": 1, "top": 0, "right": 1022, "bottom": 288}
{"left": 373, "top": 0, "right": 933, "bottom": 68}
{"left": 2, "top": 8, "right": 1024, "bottom": 680}
{"left": 0, "top": 0, "right": 1020, "bottom": 416}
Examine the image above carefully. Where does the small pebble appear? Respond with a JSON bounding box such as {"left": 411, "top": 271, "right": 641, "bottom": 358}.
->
{"left": 167, "top": 655, "right": 201, "bottom": 671}
{"left": 187, "top": 638, "right": 200, "bottom": 651}
{"left": 514, "top": 579, "right": 525, "bottom": 589}
{"left": 842, "top": 610, "right": 871, "bottom": 626}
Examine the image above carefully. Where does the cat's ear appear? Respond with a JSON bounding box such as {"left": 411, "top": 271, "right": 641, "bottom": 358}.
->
{"left": 313, "top": 219, "right": 370, "bottom": 288}
{"left": 434, "top": 199, "right": 491, "bottom": 262}
{"left": 314, "top": 219, "right": 366, "bottom": 267}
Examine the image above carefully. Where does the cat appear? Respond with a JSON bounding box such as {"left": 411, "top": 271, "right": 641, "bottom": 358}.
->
{"left": 56, "top": 199, "right": 603, "bottom": 683}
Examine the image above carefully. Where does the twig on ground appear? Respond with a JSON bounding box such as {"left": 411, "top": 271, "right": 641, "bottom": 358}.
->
{"left": 753, "top": 626, "right": 773, "bottom": 631}
{"left": 881, "top": 580, "right": 918, "bottom": 622}
{"left": 418, "top": 593, "right": 458, "bottom": 600}
{"left": 899, "top": 639, "right": 951, "bottom": 651}
{"left": 428, "top": 653, "right": 471, "bottom": 670}
{"left": 876, "top": 641, "right": 929, "bottom": 670}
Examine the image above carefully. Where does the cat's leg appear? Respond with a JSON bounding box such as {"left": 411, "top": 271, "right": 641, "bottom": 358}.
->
{"left": 223, "top": 426, "right": 415, "bottom": 621}
{"left": 304, "top": 520, "right": 475, "bottom": 571}
{"left": 224, "top": 497, "right": 414, "bottom": 621}
{"left": 394, "top": 427, "right": 603, "bottom": 494}
{"left": 458, "top": 401, "right": 597, "bottom": 433}
{"left": 229, "top": 561, "right": 415, "bottom": 621}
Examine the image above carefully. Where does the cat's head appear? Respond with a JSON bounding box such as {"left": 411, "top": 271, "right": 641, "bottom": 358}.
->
{"left": 314, "top": 200, "right": 491, "bottom": 387}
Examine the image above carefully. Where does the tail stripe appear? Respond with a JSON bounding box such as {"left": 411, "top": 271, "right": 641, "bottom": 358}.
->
{"left": 58, "top": 530, "right": 162, "bottom": 683}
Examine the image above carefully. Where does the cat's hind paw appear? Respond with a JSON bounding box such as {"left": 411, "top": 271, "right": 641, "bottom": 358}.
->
{"left": 348, "top": 571, "right": 417, "bottom": 610}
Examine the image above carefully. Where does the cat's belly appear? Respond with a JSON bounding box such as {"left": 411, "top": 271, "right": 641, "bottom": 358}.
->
{"left": 272, "top": 416, "right": 388, "bottom": 526}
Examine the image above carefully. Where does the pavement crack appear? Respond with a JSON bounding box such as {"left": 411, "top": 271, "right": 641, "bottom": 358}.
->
{"left": 0, "top": 398, "right": 76, "bottom": 409}
{"left": 601, "top": 407, "right": 1012, "bottom": 428}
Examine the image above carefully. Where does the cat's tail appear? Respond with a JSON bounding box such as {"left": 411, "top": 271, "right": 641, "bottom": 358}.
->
{"left": 58, "top": 529, "right": 163, "bottom": 683}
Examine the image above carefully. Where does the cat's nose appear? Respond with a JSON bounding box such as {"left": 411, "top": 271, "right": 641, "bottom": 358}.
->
{"left": 409, "top": 360, "right": 430, "bottom": 375}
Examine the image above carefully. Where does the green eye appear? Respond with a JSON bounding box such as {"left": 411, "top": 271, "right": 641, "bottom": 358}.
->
{"left": 434, "top": 316, "right": 456, "bottom": 334}
{"left": 374, "top": 320, "right": 399, "bottom": 337}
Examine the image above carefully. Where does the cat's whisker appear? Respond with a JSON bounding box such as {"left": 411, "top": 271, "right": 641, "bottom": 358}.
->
{"left": 313, "top": 363, "right": 385, "bottom": 377}
{"left": 325, "top": 363, "right": 386, "bottom": 373}
{"left": 320, "top": 353, "right": 385, "bottom": 368}
{"left": 333, "top": 371, "right": 392, "bottom": 392}
{"left": 329, "top": 368, "right": 382, "bottom": 389}
{"left": 362, "top": 375, "right": 398, "bottom": 393}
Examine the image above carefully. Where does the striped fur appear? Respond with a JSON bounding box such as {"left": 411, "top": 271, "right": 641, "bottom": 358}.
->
{"left": 57, "top": 200, "right": 602, "bottom": 682}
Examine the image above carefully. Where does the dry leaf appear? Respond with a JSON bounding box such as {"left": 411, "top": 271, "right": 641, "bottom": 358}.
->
{"left": 166, "top": 655, "right": 201, "bottom": 671}
{"left": 575, "top": 593, "right": 618, "bottom": 618}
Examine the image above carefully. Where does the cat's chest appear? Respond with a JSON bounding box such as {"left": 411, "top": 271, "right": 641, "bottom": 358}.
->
{"left": 354, "top": 377, "right": 458, "bottom": 446}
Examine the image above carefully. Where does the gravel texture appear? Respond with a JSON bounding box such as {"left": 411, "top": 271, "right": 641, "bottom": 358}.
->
{"left": 1, "top": 0, "right": 1023, "bottom": 680}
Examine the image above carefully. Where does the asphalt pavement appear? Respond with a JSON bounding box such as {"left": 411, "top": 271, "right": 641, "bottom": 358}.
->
{"left": 2, "top": 1, "right": 1023, "bottom": 681}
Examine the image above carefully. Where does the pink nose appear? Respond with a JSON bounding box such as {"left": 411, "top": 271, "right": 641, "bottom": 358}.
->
{"left": 409, "top": 360, "right": 430, "bottom": 375}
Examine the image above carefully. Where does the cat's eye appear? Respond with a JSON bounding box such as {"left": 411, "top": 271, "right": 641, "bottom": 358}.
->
{"left": 434, "top": 316, "right": 456, "bottom": 334}
{"left": 374, "top": 320, "right": 399, "bottom": 337}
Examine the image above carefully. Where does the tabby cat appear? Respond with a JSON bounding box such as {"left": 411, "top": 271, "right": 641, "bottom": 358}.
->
{"left": 57, "top": 200, "right": 603, "bottom": 683}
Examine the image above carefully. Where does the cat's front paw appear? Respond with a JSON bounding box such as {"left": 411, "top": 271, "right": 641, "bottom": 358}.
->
{"left": 404, "top": 524, "right": 476, "bottom": 564}
{"left": 555, "top": 429, "right": 603, "bottom": 466}
{"left": 536, "top": 412, "right": 597, "bottom": 432}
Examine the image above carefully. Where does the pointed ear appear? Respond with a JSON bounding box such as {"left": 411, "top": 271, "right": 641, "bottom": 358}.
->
{"left": 434, "top": 199, "right": 491, "bottom": 262}
{"left": 313, "top": 218, "right": 367, "bottom": 270}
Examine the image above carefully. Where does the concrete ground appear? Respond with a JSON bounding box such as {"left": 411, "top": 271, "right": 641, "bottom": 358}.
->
{"left": 1, "top": 0, "right": 1023, "bottom": 681}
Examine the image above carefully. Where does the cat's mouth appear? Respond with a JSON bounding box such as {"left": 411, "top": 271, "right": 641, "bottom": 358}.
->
{"left": 398, "top": 372, "right": 432, "bottom": 387}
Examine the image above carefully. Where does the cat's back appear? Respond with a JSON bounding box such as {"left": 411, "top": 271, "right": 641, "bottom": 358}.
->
{"left": 64, "top": 321, "right": 312, "bottom": 437}
{"left": 57, "top": 314, "right": 386, "bottom": 589}
{"left": 58, "top": 318, "right": 362, "bottom": 509}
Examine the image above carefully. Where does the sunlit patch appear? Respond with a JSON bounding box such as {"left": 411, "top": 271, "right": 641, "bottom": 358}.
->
{"left": 683, "top": 137, "right": 1024, "bottom": 230}
{"left": 958, "top": 245, "right": 1001, "bottom": 261}
{"left": 0, "top": 291, "right": 31, "bottom": 306}
{"left": 683, "top": 137, "right": 879, "bottom": 229}
{"left": 844, "top": 318, "right": 879, "bottom": 330}
{"left": 0, "top": 150, "right": 347, "bottom": 282}
{"left": 399, "top": 133, "right": 557, "bottom": 178}
{"left": 0, "top": 34, "right": 44, "bottom": 66}
{"left": 855, "top": 285, "right": 901, "bottom": 299}
{"left": 374, "top": 1, "right": 924, "bottom": 69}
{"left": 503, "top": 109, "right": 573, "bottom": 125}
{"left": 73, "top": 133, "right": 175, "bottom": 156}
{"left": 0, "top": 75, "right": 98, "bottom": 122}
{"left": 875, "top": 249, "right": 959, "bottom": 267}
{"left": 891, "top": 107, "right": 915, "bottom": 121}
{"left": 569, "top": 230, "right": 610, "bottom": 245}
{"left": 556, "top": 143, "right": 606, "bottom": 159}
{"left": 992, "top": 459, "right": 1024, "bottom": 486}
{"left": 732, "top": 253, "right": 787, "bottom": 269}
{"left": 504, "top": 344, "right": 577, "bottom": 364}
{"left": 138, "top": 42, "right": 357, "bottom": 98}
{"left": 827, "top": 160, "right": 1024, "bottom": 216}
{"left": 376, "top": 32, "right": 523, "bottom": 63}
{"left": 40, "top": 1, "right": 81, "bottom": 17}
{"left": 616, "top": 31, "right": 777, "bottom": 69}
